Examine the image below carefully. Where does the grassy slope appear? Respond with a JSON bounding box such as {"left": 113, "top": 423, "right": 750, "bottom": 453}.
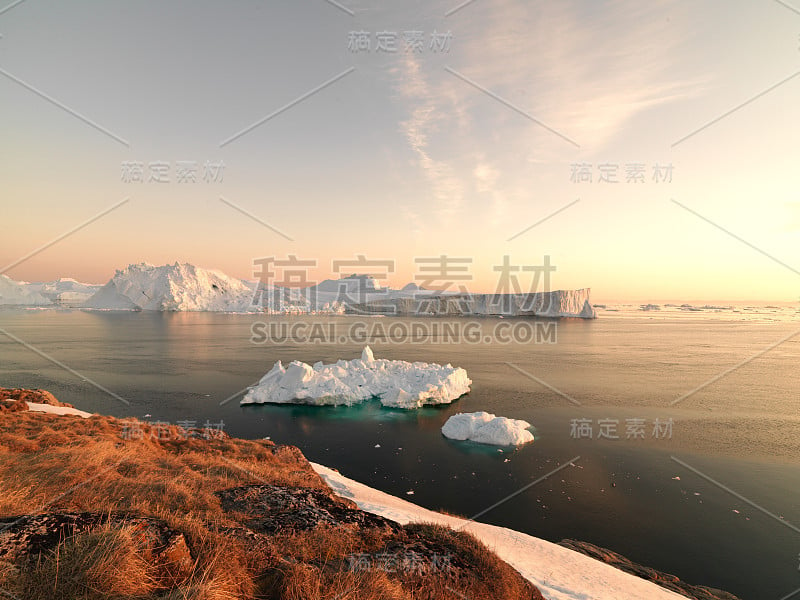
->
{"left": 0, "top": 409, "right": 543, "bottom": 600}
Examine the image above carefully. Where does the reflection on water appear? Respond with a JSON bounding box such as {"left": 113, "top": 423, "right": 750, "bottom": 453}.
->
{"left": 1, "top": 308, "right": 798, "bottom": 599}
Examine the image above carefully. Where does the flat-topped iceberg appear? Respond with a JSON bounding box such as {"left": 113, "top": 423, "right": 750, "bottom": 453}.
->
{"left": 352, "top": 288, "right": 597, "bottom": 319}
{"left": 442, "top": 411, "right": 534, "bottom": 446}
{"left": 241, "top": 346, "right": 471, "bottom": 409}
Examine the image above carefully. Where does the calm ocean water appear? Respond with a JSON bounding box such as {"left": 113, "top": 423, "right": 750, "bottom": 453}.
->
{"left": 1, "top": 307, "right": 798, "bottom": 599}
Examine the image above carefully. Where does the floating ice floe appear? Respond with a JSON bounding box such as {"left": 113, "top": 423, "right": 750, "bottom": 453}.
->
{"left": 241, "top": 346, "right": 471, "bottom": 409}
{"left": 442, "top": 411, "right": 534, "bottom": 446}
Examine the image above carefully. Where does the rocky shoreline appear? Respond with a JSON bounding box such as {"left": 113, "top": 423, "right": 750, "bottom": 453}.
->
{"left": 559, "top": 540, "right": 740, "bottom": 600}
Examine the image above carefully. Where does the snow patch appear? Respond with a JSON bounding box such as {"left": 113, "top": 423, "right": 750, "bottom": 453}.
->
{"left": 26, "top": 402, "right": 93, "bottom": 418}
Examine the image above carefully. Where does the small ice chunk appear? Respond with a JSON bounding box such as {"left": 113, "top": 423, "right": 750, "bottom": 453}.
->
{"left": 442, "top": 412, "right": 534, "bottom": 446}
{"left": 361, "top": 346, "right": 375, "bottom": 363}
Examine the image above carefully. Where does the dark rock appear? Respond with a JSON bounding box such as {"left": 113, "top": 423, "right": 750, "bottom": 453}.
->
{"left": 0, "top": 512, "right": 193, "bottom": 583}
{"left": 0, "top": 399, "right": 28, "bottom": 413}
{"left": 559, "top": 539, "right": 741, "bottom": 600}
{"left": 216, "top": 484, "right": 399, "bottom": 534}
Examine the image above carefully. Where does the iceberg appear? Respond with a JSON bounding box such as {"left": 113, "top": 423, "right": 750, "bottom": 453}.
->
{"left": 313, "top": 274, "right": 380, "bottom": 294}
{"left": 351, "top": 288, "right": 597, "bottom": 319}
{"left": 0, "top": 276, "right": 100, "bottom": 307}
{"left": 442, "top": 411, "right": 534, "bottom": 446}
{"left": 7, "top": 261, "right": 597, "bottom": 318}
{"left": 241, "top": 346, "right": 471, "bottom": 409}
{"left": 259, "top": 273, "right": 597, "bottom": 319}
{"left": 0, "top": 275, "right": 51, "bottom": 306}
{"left": 33, "top": 278, "right": 101, "bottom": 306}
{"left": 83, "top": 262, "right": 256, "bottom": 312}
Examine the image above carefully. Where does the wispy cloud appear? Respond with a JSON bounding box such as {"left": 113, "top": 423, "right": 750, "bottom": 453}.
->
{"left": 452, "top": 0, "right": 702, "bottom": 151}
{"left": 473, "top": 159, "right": 507, "bottom": 225}
{"left": 387, "top": 0, "right": 701, "bottom": 234}
{"left": 394, "top": 52, "right": 466, "bottom": 222}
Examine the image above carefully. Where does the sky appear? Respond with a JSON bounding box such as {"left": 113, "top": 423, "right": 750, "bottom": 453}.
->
{"left": 1, "top": 0, "right": 798, "bottom": 302}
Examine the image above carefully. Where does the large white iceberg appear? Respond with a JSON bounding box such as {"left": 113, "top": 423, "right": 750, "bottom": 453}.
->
{"left": 83, "top": 262, "right": 256, "bottom": 312}
{"left": 442, "top": 411, "right": 534, "bottom": 446}
{"left": 241, "top": 346, "right": 471, "bottom": 409}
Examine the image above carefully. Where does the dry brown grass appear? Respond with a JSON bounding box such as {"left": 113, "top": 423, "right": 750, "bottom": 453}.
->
{"left": 16, "top": 524, "right": 157, "bottom": 599}
{"left": 0, "top": 410, "right": 542, "bottom": 600}
{"left": 267, "top": 564, "right": 410, "bottom": 600}
{"left": 0, "top": 413, "right": 316, "bottom": 599}
{"left": 0, "top": 414, "right": 320, "bottom": 518}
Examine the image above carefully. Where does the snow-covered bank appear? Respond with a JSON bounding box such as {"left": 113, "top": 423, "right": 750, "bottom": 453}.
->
{"left": 242, "top": 346, "right": 471, "bottom": 409}
{"left": 312, "top": 463, "right": 683, "bottom": 600}
{"left": 442, "top": 411, "right": 535, "bottom": 446}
